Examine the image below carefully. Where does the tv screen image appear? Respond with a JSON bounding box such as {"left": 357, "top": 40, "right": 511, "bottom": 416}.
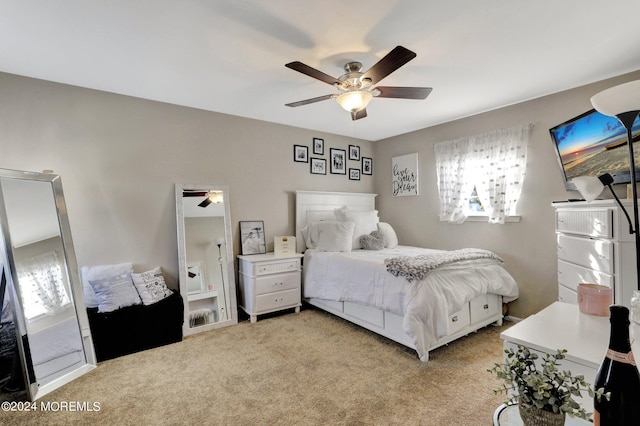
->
{"left": 549, "top": 109, "right": 640, "bottom": 190}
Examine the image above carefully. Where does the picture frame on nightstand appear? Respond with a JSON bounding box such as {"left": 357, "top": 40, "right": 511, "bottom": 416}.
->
{"left": 240, "top": 220, "right": 266, "bottom": 255}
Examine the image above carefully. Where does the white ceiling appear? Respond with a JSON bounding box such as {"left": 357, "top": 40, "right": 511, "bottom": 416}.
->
{"left": 2, "top": 1, "right": 640, "bottom": 141}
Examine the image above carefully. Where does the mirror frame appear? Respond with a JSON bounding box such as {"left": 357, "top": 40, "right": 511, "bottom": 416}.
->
{"left": 175, "top": 184, "right": 237, "bottom": 335}
{"left": 0, "top": 168, "right": 96, "bottom": 401}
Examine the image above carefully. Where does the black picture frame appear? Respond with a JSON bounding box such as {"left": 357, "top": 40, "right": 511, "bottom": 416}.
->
{"left": 313, "top": 138, "right": 324, "bottom": 155}
{"left": 330, "top": 148, "right": 347, "bottom": 174}
{"left": 293, "top": 145, "right": 308, "bottom": 163}
{"left": 362, "top": 157, "right": 373, "bottom": 175}
{"left": 349, "top": 168, "right": 361, "bottom": 181}
{"left": 310, "top": 157, "right": 326, "bottom": 175}
{"left": 239, "top": 221, "right": 267, "bottom": 255}
{"left": 348, "top": 145, "right": 360, "bottom": 161}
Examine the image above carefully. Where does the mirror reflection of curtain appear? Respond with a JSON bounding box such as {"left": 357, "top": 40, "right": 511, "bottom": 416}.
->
{"left": 16, "top": 251, "right": 69, "bottom": 318}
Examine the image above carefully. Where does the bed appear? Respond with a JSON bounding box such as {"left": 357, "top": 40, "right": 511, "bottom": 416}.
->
{"left": 296, "top": 190, "right": 519, "bottom": 362}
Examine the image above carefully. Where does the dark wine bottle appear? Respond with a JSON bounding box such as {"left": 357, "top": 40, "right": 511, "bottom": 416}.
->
{"left": 594, "top": 305, "right": 640, "bottom": 425}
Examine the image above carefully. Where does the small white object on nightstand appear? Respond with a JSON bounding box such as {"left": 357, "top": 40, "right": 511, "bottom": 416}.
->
{"left": 237, "top": 252, "right": 303, "bottom": 323}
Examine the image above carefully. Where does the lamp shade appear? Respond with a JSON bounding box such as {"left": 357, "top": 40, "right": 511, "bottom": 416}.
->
{"left": 571, "top": 176, "right": 605, "bottom": 202}
{"left": 591, "top": 80, "right": 640, "bottom": 117}
{"left": 336, "top": 91, "right": 373, "bottom": 112}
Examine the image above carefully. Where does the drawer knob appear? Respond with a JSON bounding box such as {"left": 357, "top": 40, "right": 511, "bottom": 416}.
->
{"left": 483, "top": 304, "right": 489, "bottom": 310}
{"left": 452, "top": 315, "right": 458, "bottom": 322}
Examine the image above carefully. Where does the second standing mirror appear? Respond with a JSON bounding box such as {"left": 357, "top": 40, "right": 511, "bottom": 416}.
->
{"left": 175, "top": 184, "right": 237, "bottom": 336}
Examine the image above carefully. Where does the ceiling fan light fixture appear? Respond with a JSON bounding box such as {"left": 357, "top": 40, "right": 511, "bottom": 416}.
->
{"left": 208, "top": 191, "right": 224, "bottom": 204}
{"left": 336, "top": 91, "right": 372, "bottom": 112}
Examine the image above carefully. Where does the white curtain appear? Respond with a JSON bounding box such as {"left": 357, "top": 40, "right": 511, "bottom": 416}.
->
{"left": 17, "top": 251, "right": 69, "bottom": 317}
{"left": 434, "top": 123, "right": 533, "bottom": 224}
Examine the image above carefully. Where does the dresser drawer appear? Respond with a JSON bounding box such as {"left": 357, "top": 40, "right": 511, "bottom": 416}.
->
{"left": 558, "top": 284, "right": 578, "bottom": 304}
{"left": 557, "top": 259, "right": 613, "bottom": 292}
{"left": 255, "top": 288, "right": 300, "bottom": 312}
{"left": 557, "top": 234, "right": 613, "bottom": 274}
{"left": 555, "top": 208, "right": 612, "bottom": 238}
{"left": 448, "top": 305, "right": 471, "bottom": 334}
{"left": 255, "top": 272, "right": 300, "bottom": 295}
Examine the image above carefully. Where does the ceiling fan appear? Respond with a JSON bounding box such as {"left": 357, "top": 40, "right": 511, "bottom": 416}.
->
{"left": 285, "top": 46, "right": 432, "bottom": 120}
{"left": 183, "top": 190, "right": 223, "bottom": 208}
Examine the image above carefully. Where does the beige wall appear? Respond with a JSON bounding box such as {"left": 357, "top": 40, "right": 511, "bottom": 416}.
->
{"left": 373, "top": 70, "right": 640, "bottom": 318}
{"left": 0, "top": 72, "right": 374, "bottom": 289}
{"left": 3, "top": 69, "right": 640, "bottom": 319}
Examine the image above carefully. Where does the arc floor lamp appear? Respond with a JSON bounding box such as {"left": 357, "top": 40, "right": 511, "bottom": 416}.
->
{"left": 572, "top": 79, "right": 640, "bottom": 292}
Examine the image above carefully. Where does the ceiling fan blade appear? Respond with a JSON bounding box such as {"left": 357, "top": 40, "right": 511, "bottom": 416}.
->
{"left": 285, "top": 94, "right": 335, "bottom": 107}
{"left": 373, "top": 86, "right": 432, "bottom": 99}
{"left": 362, "top": 46, "right": 417, "bottom": 85}
{"left": 183, "top": 191, "right": 208, "bottom": 197}
{"left": 198, "top": 197, "right": 212, "bottom": 208}
{"left": 351, "top": 109, "right": 367, "bottom": 121}
{"left": 285, "top": 61, "right": 341, "bottom": 86}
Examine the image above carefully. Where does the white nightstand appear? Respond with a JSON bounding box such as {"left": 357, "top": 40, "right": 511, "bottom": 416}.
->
{"left": 237, "top": 252, "right": 303, "bottom": 323}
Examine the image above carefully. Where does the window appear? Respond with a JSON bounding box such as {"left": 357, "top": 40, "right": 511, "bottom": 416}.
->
{"left": 434, "top": 123, "right": 534, "bottom": 224}
{"left": 17, "top": 251, "right": 71, "bottom": 319}
{"left": 468, "top": 187, "right": 485, "bottom": 213}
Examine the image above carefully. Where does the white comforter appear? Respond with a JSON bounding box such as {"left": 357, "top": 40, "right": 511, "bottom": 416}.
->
{"left": 303, "top": 246, "right": 519, "bottom": 362}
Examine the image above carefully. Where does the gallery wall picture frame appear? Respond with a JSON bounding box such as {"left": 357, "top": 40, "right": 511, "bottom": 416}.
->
{"left": 293, "top": 145, "right": 308, "bottom": 163}
{"left": 349, "top": 168, "right": 361, "bottom": 181}
{"left": 313, "top": 137, "right": 324, "bottom": 155}
{"left": 330, "top": 148, "right": 347, "bottom": 174}
{"left": 310, "top": 157, "right": 326, "bottom": 175}
{"left": 362, "top": 157, "right": 373, "bottom": 175}
{"left": 348, "top": 145, "right": 360, "bottom": 160}
{"left": 239, "top": 220, "right": 267, "bottom": 255}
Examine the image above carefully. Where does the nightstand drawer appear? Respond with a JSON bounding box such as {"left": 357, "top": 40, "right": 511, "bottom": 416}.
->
{"left": 255, "top": 288, "right": 300, "bottom": 312}
{"left": 253, "top": 260, "right": 299, "bottom": 276}
{"left": 255, "top": 272, "right": 300, "bottom": 295}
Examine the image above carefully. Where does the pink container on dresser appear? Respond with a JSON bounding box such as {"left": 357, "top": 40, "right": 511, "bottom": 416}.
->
{"left": 577, "top": 283, "right": 612, "bottom": 316}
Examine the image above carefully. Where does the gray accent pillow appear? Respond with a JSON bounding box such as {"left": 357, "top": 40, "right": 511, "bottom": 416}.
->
{"left": 360, "top": 230, "right": 386, "bottom": 251}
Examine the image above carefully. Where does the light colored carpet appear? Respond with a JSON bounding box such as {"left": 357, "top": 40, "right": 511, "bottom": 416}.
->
{"left": 1, "top": 307, "right": 510, "bottom": 425}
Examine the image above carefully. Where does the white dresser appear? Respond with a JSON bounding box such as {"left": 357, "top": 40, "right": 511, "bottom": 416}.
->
{"left": 237, "top": 253, "right": 303, "bottom": 323}
{"left": 553, "top": 199, "right": 637, "bottom": 308}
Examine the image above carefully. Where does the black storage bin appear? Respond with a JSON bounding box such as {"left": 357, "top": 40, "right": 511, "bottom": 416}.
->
{"left": 87, "top": 290, "right": 183, "bottom": 361}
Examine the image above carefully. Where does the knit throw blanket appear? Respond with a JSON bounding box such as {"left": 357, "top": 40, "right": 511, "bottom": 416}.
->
{"left": 385, "top": 248, "right": 503, "bottom": 282}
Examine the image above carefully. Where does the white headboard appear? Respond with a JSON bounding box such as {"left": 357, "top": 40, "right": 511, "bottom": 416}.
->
{"left": 295, "top": 190, "right": 377, "bottom": 253}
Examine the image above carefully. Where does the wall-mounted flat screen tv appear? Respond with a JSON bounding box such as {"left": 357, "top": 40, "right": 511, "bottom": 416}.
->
{"left": 549, "top": 109, "right": 640, "bottom": 191}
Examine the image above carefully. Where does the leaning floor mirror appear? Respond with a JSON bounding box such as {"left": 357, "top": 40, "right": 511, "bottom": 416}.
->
{"left": 175, "top": 184, "right": 237, "bottom": 336}
{"left": 0, "top": 169, "right": 96, "bottom": 402}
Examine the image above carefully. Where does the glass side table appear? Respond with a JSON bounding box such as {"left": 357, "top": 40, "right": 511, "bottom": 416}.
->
{"left": 493, "top": 404, "right": 522, "bottom": 426}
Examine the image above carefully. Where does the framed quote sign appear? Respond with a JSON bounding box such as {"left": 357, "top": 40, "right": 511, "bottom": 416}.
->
{"left": 392, "top": 153, "right": 419, "bottom": 197}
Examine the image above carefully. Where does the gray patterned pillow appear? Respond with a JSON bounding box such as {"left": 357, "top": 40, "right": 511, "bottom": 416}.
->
{"left": 359, "top": 230, "right": 386, "bottom": 250}
{"left": 131, "top": 267, "right": 173, "bottom": 305}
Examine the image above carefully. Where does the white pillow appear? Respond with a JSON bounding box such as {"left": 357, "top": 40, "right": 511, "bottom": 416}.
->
{"left": 315, "top": 221, "right": 355, "bottom": 252}
{"left": 81, "top": 262, "right": 134, "bottom": 308}
{"left": 131, "top": 267, "right": 173, "bottom": 305}
{"left": 377, "top": 222, "right": 399, "bottom": 248}
{"left": 301, "top": 220, "right": 339, "bottom": 249}
{"left": 89, "top": 272, "right": 142, "bottom": 313}
{"left": 334, "top": 208, "right": 379, "bottom": 250}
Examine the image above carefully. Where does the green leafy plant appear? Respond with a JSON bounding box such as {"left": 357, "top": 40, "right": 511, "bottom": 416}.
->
{"left": 488, "top": 345, "right": 609, "bottom": 420}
